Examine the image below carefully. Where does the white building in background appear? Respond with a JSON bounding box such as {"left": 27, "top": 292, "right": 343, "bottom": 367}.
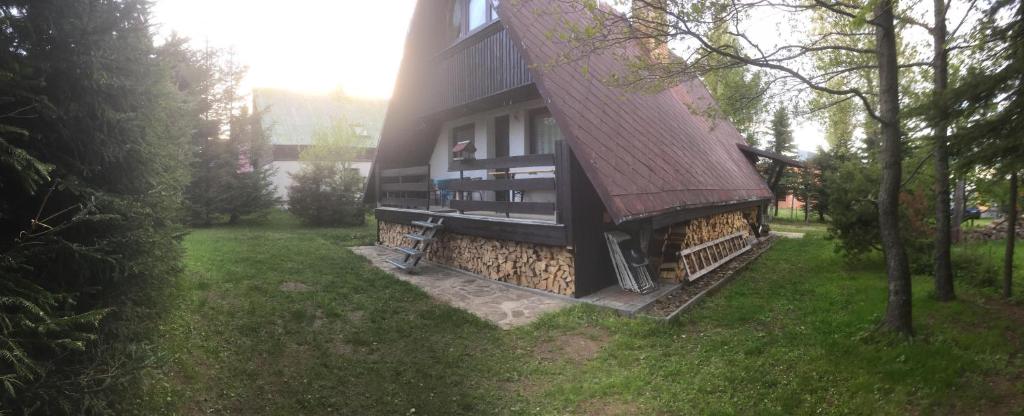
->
{"left": 253, "top": 88, "right": 386, "bottom": 201}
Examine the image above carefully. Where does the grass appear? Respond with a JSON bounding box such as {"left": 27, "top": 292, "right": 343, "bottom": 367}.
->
{"left": 132, "top": 211, "right": 1024, "bottom": 415}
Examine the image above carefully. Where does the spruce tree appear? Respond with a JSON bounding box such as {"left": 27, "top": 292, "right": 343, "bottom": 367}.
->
{"left": 0, "top": 0, "right": 190, "bottom": 411}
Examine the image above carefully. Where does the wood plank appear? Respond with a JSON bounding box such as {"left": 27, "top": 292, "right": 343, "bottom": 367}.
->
{"left": 374, "top": 207, "right": 567, "bottom": 246}
{"left": 380, "top": 198, "right": 429, "bottom": 209}
{"left": 650, "top": 200, "right": 764, "bottom": 229}
{"left": 449, "top": 154, "right": 555, "bottom": 171}
{"left": 555, "top": 140, "right": 573, "bottom": 235}
{"left": 381, "top": 182, "right": 431, "bottom": 192}
{"left": 446, "top": 178, "right": 554, "bottom": 191}
{"left": 380, "top": 165, "right": 429, "bottom": 177}
{"left": 451, "top": 200, "right": 555, "bottom": 215}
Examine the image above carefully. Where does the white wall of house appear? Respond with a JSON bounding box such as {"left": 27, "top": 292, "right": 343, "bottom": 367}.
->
{"left": 428, "top": 99, "right": 557, "bottom": 204}
{"left": 271, "top": 160, "right": 372, "bottom": 202}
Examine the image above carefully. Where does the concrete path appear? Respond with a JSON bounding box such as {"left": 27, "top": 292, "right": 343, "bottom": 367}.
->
{"left": 350, "top": 246, "right": 573, "bottom": 329}
{"left": 772, "top": 231, "right": 805, "bottom": 239}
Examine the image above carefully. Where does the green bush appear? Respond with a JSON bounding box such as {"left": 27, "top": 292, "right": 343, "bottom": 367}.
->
{"left": 825, "top": 151, "right": 936, "bottom": 273}
{"left": 288, "top": 163, "right": 366, "bottom": 227}
{"left": 287, "top": 120, "right": 370, "bottom": 227}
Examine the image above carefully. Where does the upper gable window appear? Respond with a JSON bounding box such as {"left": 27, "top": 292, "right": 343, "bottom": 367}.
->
{"left": 454, "top": 0, "right": 498, "bottom": 38}
{"left": 468, "top": 0, "right": 488, "bottom": 31}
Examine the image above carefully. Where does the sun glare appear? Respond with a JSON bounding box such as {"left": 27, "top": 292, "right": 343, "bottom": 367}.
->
{"left": 152, "top": 0, "right": 417, "bottom": 98}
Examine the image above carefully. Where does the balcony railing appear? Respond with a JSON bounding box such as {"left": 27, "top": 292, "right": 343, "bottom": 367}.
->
{"left": 432, "top": 23, "right": 533, "bottom": 112}
{"left": 376, "top": 143, "right": 572, "bottom": 222}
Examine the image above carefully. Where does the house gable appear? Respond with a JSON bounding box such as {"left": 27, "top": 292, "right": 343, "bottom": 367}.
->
{"left": 370, "top": 0, "right": 772, "bottom": 224}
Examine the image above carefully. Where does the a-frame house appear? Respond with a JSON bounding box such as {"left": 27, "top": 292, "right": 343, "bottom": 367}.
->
{"left": 366, "top": 0, "right": 789, "bottom": 298}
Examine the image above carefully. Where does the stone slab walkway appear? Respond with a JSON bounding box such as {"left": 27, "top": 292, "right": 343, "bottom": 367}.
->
{"left": 578, "top": 280, "right": 682, "bottom": 316}
{"left": 350, "top": 246, "right": 574, "bottom": 329}
{"left": 773, "top": 231, "right": 805, "bottom": 239}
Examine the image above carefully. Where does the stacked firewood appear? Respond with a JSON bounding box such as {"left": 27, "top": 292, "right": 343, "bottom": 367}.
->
{"left": 378, "top": 222, "right": 575, "bottom": 296}
{"left": 652, "top": 211, "right": 753, "bottom": 282}
{"left": 680, "top": 211, "right": 752, "bottom": 247}
{"left": 965, "top": 216, "right": 1024, "bottom": 241}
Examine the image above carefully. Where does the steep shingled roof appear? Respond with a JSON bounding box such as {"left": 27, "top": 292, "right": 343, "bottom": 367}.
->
{"left": 497, "top": 0, "right": 772, "bottom": 222}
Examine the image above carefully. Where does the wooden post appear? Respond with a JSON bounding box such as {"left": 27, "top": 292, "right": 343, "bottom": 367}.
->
{"left": 425, "top": 163, "right": 432, "bottom": 211}
{"left": 555, "top": 141, "right": 574, "bottom": 244}
{"left": 374, "top": 164, "right": 381, "bottom": 208}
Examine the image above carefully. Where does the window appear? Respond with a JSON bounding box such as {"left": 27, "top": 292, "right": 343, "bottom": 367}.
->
{"left": 528, "top": 109, "right": 563, "bottom": 155}
{"left": 468, "top": 0, "right": 487, "bottom": 31}
{"left": 454, "top": 0, "right": 499, "bottom": 37}
{"left": 451, "top": 123, "right": 476, "bottom": 159}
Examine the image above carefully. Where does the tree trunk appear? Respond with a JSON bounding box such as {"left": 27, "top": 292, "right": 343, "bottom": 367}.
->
{"left": 875, "top": 0, "right": 914, "bottom": 335}
{"left": 953, "top": 177, "right": 966, "bottom": 242}
{"left": 804, "top": 189, "right": 810, "bottom": 223}
{"left": 1005, "top": 172, "right": 1018, "bottom": 298}
{"left": 932, "top": 0, "right": 955, "bottom": 301}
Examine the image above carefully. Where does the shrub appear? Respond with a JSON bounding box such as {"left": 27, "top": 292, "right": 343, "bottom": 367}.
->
{"left": 287, "top": 119, "right": 370, "bottom": 227}
{"left": 825, "top": 151, "right": 935, "bottom": 272}
{"left": 952, "top": 251, "right": 1001, "bottom": 288}
{"left": 288, "top": 163, "right": 366, "bottom": 226}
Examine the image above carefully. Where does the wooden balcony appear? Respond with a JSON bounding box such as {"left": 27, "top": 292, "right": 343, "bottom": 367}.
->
{"left": 429, "top": 22, "right": 534, "bottom": 114}
{"left": 374, "top": 143, "right": 574, "bottom": 246}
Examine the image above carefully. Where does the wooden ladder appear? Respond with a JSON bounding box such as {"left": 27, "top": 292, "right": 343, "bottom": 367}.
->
{"left": 385, "top": 217, "right": 444, "bottom": 272}
{"left": 677, "top": 231, "right": 751, "bottom": 281}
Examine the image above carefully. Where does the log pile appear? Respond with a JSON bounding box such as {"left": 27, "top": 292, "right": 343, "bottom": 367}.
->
{"left": 653, "top": 211, "right": 754, "bottom": 282}
{"left": 679, "top": 211, "right": 752, "bottom": 247}
{"left": 965, "top": 216, "right": 1024, "bottom": 241}
{"left": 378, "top": 222, "right": 575, "bottom": 296}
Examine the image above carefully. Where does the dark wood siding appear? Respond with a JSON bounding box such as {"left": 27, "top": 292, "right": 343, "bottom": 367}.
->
{"left": 433, "top": 24, "right": 533, "bottom": 112}
{"left": 374, "top": 207, "right": 567, "bottom": 246}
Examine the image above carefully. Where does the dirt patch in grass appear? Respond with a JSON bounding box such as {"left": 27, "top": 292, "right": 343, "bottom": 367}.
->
{"left": 331, "top": 336, "right": 355, "bottom": 355}
{"left": 312, "top": 308, "right": 327, "bottom": 329}
{"left": 279, "top": 282, "right": 313, "bottom": 292}
{"left": 575, "top": 398, "right": 643, "bottom": 416}
{"left": 347, "top": 310, "right": 365, "bottom": 323}
{"left": 534, "top": 326, "right": 610, "bottom": 364}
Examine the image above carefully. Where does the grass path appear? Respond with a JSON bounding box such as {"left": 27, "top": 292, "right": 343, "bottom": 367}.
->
{"left": 134, "top": 212, "right": 1024, "bottom": 415}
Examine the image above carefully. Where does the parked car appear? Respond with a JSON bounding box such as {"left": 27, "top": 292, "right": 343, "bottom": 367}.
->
{"left": 963, "top": 206, "right": 982, "bottom": 221}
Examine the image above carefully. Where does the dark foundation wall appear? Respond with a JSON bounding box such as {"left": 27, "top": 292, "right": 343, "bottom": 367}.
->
{"left": 567, "top": 149, "right": 616, "bottom": 297}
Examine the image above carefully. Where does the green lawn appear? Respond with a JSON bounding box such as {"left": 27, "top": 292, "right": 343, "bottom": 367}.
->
{"left": 132, "top": 211, "right": 1024, "bottom": 415}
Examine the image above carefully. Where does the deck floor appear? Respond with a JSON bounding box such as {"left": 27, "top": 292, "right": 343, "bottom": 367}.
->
{"left": 424, "top": 204, "right": 556, "bottom": 223}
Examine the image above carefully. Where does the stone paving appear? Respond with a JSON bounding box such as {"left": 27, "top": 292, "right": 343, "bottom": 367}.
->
{"left": 350, "top": 246, "right": 574, "bottom": 329}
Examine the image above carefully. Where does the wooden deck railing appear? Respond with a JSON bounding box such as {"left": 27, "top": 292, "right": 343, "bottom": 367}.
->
{"left": 375, "top": 142, "right": 573, "bottom": 222}
{"left": 448, "top": 147, "right": 566, "bottom": 217}
{"left": 376, "top": 165, "right": 430, "bottom": 210}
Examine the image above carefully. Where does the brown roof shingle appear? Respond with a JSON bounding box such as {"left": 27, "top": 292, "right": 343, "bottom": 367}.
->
{"left": 498, "top": 0, "right": 773, "bottom": 223}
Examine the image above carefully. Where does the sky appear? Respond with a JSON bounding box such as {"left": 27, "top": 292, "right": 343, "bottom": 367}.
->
{"left": 152, "top": 0, "right": 417, "bottom": 99}
{"left": 151, "top": 0, "right": 825, "bottom": 152}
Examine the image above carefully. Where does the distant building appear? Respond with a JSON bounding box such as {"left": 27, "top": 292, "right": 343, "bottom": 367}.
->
{"left": 253, "top": 89, "right": 387, "bottom": 201}
{"left": 774, "top": 150, "right": 816, "bottom": 215}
